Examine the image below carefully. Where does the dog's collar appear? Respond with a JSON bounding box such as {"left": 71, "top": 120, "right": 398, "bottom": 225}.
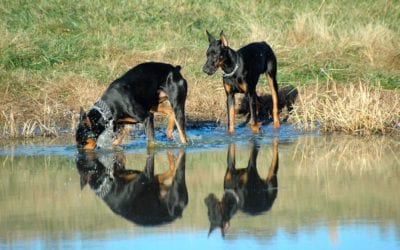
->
{"left": 93, "top": 155, "right": 115, "bottom": 198}
{"left": 223, "top": 64, "right": 239, "bottom": 78}
{"left": 91, "top": 99, "right": 113, "bottom": 122}
{"left": 222, "top": 53, "right": 240, "bottom": 78}
{"left": 224, "top": 189, "right": 240, "bottom": 203}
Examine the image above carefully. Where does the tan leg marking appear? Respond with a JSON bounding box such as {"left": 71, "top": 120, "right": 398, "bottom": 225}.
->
{"left": 266, "top": 138, "right": 279, "bottom": 182}
{"left": 250, "top": 122, "right": 260, "bottom": 133}
{"left": 250, "top": 96, "right": 260, "bottom": 132}
{"left": 238, "top": 83, "right": 248, "bottom": 93}
{"left": 152, "top": 101, "right": 187, "bottom": 144}
{"left": 157, "top": 151, "right": 178, "bottom": 197}
{"left": 267, "top": 74, "right": 280, "bottom": 128}
{"left": 153, "top": 102, "right": 175, "bottom": 139}
{"left": 228, "top": 104, "right": 235, "bottom": 134}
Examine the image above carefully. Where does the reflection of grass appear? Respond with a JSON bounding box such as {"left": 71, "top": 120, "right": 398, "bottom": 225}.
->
{"left": 0, "top": 0, "right": 399, "bottom": 137}
{"left": 292, "top": 135, "right": 399, "bottom": 174}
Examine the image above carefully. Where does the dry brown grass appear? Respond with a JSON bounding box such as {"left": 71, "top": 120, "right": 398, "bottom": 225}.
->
{"left": 289, "top": 80, "right": 400, "bottom": 135}
{"left": 353, "top": 23, "right": 399, "bottom": 70}
{"left": 0, "top": 71, "right": 104, "bottom": 138}
{"left": 289, "top": 13, "right": 333, "bottom": 45}
{"left": 1, "top": 59, "right": 398, "bottom": 138}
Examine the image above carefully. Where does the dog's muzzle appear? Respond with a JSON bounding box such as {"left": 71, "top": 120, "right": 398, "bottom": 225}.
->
{"left": 203, "top": 65, "right": 216, "bottom": 75}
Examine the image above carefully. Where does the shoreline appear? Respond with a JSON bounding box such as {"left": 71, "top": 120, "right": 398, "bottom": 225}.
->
{"left": 1, "top": 83, "right": 399, "bottom": 139}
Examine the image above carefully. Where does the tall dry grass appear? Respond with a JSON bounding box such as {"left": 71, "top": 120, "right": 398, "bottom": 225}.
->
{"left": 289, "top": 80, "right": 400, "bottom": 135}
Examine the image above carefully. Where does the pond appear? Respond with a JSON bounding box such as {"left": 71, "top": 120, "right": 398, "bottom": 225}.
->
{"left": 0, "top": 124, "right": 399, "bottom": 249}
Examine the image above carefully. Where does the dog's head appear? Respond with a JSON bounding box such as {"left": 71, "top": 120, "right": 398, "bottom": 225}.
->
{"left": 76, "top": 150, "right": 125, "bottom": 198}
{"left": 204, "top": 192, "right": 239, "bottom": 237}
{"left": 202, "top": 30, "right": 230, "bottom": 75}
{"left": 76, "top": 108, "right": 103, "bottom": 150}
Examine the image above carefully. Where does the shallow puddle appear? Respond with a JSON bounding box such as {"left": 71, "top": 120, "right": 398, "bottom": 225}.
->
{"left": 0, "top": 124, "right": 399, "bottom": 249}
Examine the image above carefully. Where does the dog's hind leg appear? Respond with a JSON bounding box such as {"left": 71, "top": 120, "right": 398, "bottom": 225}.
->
{"left": 152, "top": 102, "right": 175, "bottom": 140}
{"left": 165, "top": 73, "right": 188, "bottom": 144}
{"left": 266, "top": 73, "right": 280, "bottom": 128}
{"left": 157, "top": 151, "right": 178, "bottom": 197}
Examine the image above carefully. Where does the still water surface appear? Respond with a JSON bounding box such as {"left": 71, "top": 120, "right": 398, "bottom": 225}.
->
{"left": 0, "top": 125, "right": 399, "bottom": 249}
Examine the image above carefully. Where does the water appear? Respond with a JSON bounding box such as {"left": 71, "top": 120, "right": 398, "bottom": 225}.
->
{"left": 0, "top": 124, "right": 399, "bottom": 249}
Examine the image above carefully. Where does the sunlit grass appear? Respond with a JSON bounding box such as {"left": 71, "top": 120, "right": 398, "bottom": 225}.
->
{"left": 0, "top": 0, "right": 399, "bottom": 137}
{"left": 289, "top": 79, "right": 400, "bottom": 135}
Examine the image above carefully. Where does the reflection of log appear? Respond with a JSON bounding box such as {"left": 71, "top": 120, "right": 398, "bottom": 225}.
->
{"left": 237, "top": 85, "right": 298, "bottom": 123}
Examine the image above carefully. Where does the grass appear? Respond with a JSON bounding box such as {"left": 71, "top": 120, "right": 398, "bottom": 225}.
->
{"left": 289, "top": 80, "right": 400, "bottom": 135}
{"left": 0, "top": 0, "right": 399, "bottom": 138}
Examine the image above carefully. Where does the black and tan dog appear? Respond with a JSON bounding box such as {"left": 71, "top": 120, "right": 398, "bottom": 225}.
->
{"left": 203, "top": 31, "right": 280, "bottom": 133}
{"left": 76, "top": 62, "right": 188, "bottom": 150}
{"left": 76, "top": 149, "right": 188, "bottom": 226}
{"left": 204, "top": 139, "right": 279, "bottom": 236}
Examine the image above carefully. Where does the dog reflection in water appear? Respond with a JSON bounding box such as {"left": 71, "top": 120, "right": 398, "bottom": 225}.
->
{"left": 204, "top": 139, "right": 279, "bottom": 236}
{"left": 76, "top": 150, "right": 188, "bottom": 226}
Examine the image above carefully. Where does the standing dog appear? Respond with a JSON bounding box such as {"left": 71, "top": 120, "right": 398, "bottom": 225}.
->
{"left": 204, "top": 139, "right": 279, "bottom": 236}
{"left": 203, "top": 31, "right": 280, "bottom": 133}
{"left": 76, "top": 62, "right": 188, "bottom": 150}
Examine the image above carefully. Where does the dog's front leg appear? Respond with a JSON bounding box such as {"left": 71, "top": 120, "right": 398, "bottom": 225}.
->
{"left": 173, "top": 108, "right": 187, "bottom": 144}
{"left": 224, "top": 83, "right": 235, "bottom": 134}
{"left": 225, "top": 143, "right": 236, "bottom": 183}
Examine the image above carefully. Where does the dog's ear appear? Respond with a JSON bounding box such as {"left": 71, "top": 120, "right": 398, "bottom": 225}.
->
{"left": 206, "top": 30, "right": 216, "bottom": 43}
{"left": 79, "top": 107, "right": 92, "bottom": 127}
{"left": 220, "top": 30, "right": 228, "bottom": 47}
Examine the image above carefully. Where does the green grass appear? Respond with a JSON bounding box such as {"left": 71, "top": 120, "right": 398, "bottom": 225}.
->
{"left": 1, "top": 0, "right": 399, "bottom": 82}
{"left": 0, "top": 0, "right": 399, "bottom": 137}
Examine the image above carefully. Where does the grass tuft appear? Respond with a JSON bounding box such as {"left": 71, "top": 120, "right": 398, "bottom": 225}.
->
{"left": 289, "top": 80, "right": 400, "bottom": 135}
